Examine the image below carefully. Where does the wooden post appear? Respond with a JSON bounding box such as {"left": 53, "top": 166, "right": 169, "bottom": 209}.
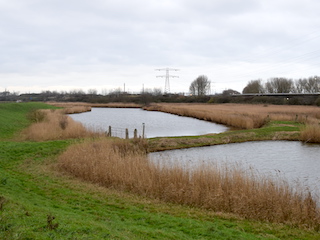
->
{"left": 142, "top": 123, "right": 145, "bottom": 139}
{"left": 134, "top": 129, "right": 137, "bottom": 139}
{"left": 108, "top": 126, "right": 112, "bottom": 137}
{"left": 125, "top": 128, "right": 129, "bottom": 139}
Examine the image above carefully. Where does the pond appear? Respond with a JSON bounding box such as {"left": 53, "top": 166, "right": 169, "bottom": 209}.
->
{"left": 149, "top": 141, "right": 320, "bottom": 194}
{"left": 69, "top": 107, "right": 229, "bottom": 138}
{"left": 70, "top": 108, "right": 320, "bottom": 195}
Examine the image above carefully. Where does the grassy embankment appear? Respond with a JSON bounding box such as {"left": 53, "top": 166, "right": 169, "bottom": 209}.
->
{"left": 1, "top": 102, "right": 320, "bottom": 239}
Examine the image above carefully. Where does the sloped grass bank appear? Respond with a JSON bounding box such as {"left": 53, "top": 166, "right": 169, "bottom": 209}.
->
{"left": 0, "top": 102, "right": 57, "bottom": 140}
{"left": 1, "top": 141, "right": 319, "bottom": 239}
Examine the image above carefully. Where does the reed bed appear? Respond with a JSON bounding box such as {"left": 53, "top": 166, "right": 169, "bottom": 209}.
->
{"left": 144, "top": 103, "right": 320, "bottom": 129}
{"left": 22, "top": 109, "right": 103, "bottom": 141}
{"left": 61, "top": 106, "right": 92, "bottom": 114}
{"left": 58, "top": 138, "right": 320, "bottom": 229}
{"left": 300, "top": 124, "right": 320, "bottom": 143}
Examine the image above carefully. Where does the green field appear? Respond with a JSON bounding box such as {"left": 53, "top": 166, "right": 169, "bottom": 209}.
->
{"left": 0, "top": 102, "right": 319, "bottom": 239}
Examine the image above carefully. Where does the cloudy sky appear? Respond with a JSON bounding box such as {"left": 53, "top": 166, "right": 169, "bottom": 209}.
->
{"left": 1, "top": 0, "right": 320, "bottom": 94}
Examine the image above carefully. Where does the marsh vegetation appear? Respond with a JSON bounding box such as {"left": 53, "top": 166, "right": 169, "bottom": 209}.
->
{"left": 57, "top": 138, "right": 320, "bottom": 229}
{"left": 144, "top": 103, "right": 320, "bottom": 143}
{"left": 2, "top": 102, "right": 320, "bottom": 239}
{"left": 22, "top": 108, "right": 103, "bottom": 141}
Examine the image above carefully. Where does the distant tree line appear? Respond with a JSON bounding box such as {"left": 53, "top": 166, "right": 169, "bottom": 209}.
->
{"left": 1, "top": 75, "right": 320, "bottom": 106}
{"left": 242, "top": 76, "right": 320, "bottom": 94}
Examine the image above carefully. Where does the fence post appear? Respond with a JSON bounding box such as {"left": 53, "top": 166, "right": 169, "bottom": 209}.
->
{"left": 125, "top": 128, "right": 129, "bottom": 139}
{"left": 108, "top": 126, "right": 112, "bottom": 137}
{"left": 142, "top": 123, "right": 145, "bottom": 139}
{"left": 134, "top": 129, "right": 137, "bottom": 139}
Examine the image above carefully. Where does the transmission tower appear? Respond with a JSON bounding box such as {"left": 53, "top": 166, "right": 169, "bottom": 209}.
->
{"left": 155, "top": 68, "right": 179, "bottom": 94}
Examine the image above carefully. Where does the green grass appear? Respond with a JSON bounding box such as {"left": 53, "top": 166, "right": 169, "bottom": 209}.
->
{"left": 148, "top": 121, "right": 302, "bottom": 151}
{"left": 0, "top": 102, "right": 319, "bottom": 239}
{"left": 0, "top": 102, "right": 57, "bottom": 140}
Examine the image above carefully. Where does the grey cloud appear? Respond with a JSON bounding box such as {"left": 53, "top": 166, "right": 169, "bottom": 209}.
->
{"left": 1, "top": 0, "right": 320, "bottom": 92}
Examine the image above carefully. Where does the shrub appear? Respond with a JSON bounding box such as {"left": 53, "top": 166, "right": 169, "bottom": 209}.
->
{"left": 315, "top": 97, "right": 320, "bottom": 107}
{"left": 26, "top": 109, "right": 46, "bottom": 123}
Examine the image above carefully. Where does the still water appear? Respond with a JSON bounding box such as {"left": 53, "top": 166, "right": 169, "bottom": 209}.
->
{"left": 149, "top": 141, "right": 320, "bottom": 193}
{"left": 70, "top": 108, "right": 229, "bottom": 138}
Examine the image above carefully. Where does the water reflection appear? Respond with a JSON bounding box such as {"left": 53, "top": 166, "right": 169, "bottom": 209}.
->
{"left": 70, "top": 108, "right": 229, "bottom": 138}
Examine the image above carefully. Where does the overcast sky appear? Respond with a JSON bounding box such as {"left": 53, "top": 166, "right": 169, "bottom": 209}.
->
{"left": 1, "top": 0, "right": 320, "bottom": 94}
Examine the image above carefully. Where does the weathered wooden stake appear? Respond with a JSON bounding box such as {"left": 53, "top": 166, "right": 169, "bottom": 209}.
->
{"left": 108, "top": 126, "right": 112, "bottom": 137}
{"left": 142, "top": 123, "right": 145, "bottom": 139}
{"left": 125, "top": 128, "right": 129, "bottom": 139}
{"left": 134, "top": 129, "right": 137, "bottom": 139}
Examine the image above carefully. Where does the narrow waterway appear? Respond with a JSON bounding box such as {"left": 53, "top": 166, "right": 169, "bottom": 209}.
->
{"left": 69, "top": 107, "right": 229, "bottom": 138}
{"left": 70, "top": 108, "right": 320, "bottom": 195}
{"left": 149, "top": 141, "right": 320, "bottom": 194}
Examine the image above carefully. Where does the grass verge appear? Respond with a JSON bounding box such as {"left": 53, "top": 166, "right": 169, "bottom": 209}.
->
{"left": 0, "top": 102, "right": 57, "bottom": 140}
{"left": 148, "top": 120, "right": 302, "bottom": 151}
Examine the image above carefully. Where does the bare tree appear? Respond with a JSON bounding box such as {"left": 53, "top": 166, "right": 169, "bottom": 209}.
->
{"left": 189, "top": 75, "right": 211, "bottom": 96}
{"left": 87, "top": 89, "right": 98, "bottom": 95}
{"left": 152, "top": 88, "right": 163, "bottom": 96}
{"left": 295, "top": 78, "right": 306, "bottom": 93}
{"left": 265, "top": 78, "right": 294, "bottom": 93}
{"left": 242, "top": 79, "right": 265, "bottom": 93}
{"left": 295, "top": 76, "right": 320, "bottom": 93}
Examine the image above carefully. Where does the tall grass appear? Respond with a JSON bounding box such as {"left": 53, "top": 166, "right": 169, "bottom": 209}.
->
{"left": 144, "top": 103, "right": 320, "bottom": 129}
{"left": 300, "top": 124, "right": 320, "bottom": 143}
{"left": 61, "top": 106, "right": 92, "bottom": 114}
{"left": 22, "top": 109, "right": 103, "bottom": 141}
{"left": 58, "top": 139, "right": 320, "bottom": 229}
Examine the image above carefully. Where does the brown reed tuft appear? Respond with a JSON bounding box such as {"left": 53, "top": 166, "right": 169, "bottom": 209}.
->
{"left": 300, "top": 124, "right": 320, "bottom": 143}
{"left": 57, "top": 138, "right": 320, "bottom": 229}
{"left": 22, "top": 109, "right": 103, "bottom": 141}
{"left": 61, "top": 106, "right": 92, "bottom": 114}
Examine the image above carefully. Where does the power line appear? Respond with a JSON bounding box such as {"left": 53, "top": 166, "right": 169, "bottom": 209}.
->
{"left": 155, "top": 68, "right": 179, "bottom": 93}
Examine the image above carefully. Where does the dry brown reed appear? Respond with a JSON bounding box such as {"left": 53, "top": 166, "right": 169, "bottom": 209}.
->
{"left": 144, "top": 103, "right": 320, "bottom": 129}
{"left": 58, "top": 138, "right": 320, "bottom": 229}
{"left": 61, "top": 106, "right": 92, "bottom": 114}
{"left": 47, "top": 101, "right": 142, "bottom": 110}
{"left": 300, "top": 124, "right": 320, "bottom": 143}
{"left": 22, "top": 109, "right": 103, "bottom": 141}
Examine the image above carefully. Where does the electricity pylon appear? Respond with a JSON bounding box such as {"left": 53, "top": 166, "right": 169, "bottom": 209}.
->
{"left": 155, "top": 68, "right": 179, "bottom": 94}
